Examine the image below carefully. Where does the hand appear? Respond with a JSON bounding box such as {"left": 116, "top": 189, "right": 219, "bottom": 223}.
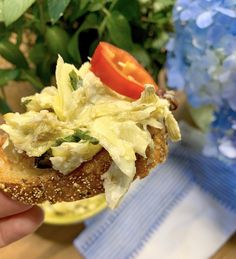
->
{"left": 0, "top": 191, "right": 44, "bottom": 247}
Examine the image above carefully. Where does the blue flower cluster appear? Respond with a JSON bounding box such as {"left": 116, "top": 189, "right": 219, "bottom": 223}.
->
{"left": 166, "top": 0, "right": 236, "bottom": 165}
{"left": 203, "top": 103, "right": 236, "bottom": 166}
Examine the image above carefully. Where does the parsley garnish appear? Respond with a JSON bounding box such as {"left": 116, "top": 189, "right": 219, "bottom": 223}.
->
{"left": 21, "top": 99, "right": 32, "bottom": 107}
{"left": 55, "top": 129, "right": 99, "bottom": 146}
{"left": 69, "top": 70, "right": 83, "bottom": 90}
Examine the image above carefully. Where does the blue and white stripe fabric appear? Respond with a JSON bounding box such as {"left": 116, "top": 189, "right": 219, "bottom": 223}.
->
{"left": 74, "top": 126, "right": 236, "bottom": 259}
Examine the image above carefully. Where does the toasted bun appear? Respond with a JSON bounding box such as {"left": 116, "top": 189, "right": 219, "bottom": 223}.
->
{"left": 0, "top": 128, "right": 167, "bottom": 204}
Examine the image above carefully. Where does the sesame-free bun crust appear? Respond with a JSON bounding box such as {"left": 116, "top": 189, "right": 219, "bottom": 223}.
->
{"left": 0, "top": 128, "right": 167, "bottom": 204}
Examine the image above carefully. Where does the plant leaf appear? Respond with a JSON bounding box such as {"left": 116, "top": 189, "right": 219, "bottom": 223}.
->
{"left": 112, "top": 0, "right": 140, "bottom": 21}
{"left": 0, "top": 69, "right": 20, "bottom": 87}
{"left": 3, "top": 0, "right": 36, "bottom": 26}
{"left": 69, "top": 0, "right": 90, "bottom": 21}
{"left": 130, "top": 44, "right": 151, "bottom": 68}
{"left": 45, "top": 26, "right": 70, "bottom": 61}
{"left": 0, "top": 40, "right": 29, "bottom": 68}
{"left": 78, "top": 13, "right": 98, "bottom": 32}
{"left": 106, "top": 11, "right": 133, "bottom": 50}
{"left": 0, "top": 0, "right": 3, "bottom": 22}
{"left": 20, "top": 70, "right": 44, "bottom": 91}
{"left": 0, "top": 97, "right": 11, "bottom": 114}
{"left": 47, "top": 0, "right": 71, "bottom": 24}
{"left": 68, "top": 30, "right": 81, "bottom": 64}
{"left": 151, "top": 0, "right": 174, "bottom": 12}
{"left": 36, "top": 57, "right": 52, "bottom": 85}
{"left": 68, "top": 13, "right": 98, "bottom": 63}
{"left": 88, "top": 0, "right": 104, "bottom": 12}
{"left": 29, "top": 43, "right": 46, "bottom": 64}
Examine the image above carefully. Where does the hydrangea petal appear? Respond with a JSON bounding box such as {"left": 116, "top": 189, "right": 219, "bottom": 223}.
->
{"left": 214, "top": 6, "right": 236, "bottom": 17}
{"left": 196, "top": 11, "right": 214, "bottom": 28}
{"left": 219, "top": 140, "right": 236, "bottom": 159}
{"left": 167, "top": 0, "right": 236, "bottom": 165}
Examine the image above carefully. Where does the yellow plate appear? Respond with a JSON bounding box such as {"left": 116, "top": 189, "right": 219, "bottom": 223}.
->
{"left": 40, "top": 194, "right": 107, "bottom": 225}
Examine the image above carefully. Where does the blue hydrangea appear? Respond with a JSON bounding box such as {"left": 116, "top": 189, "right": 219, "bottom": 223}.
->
{"left": 166, "top": 0, "right": 236, "bottom": 165}
{"left": 203, "top": 103, "right": 236, "bottom": 166}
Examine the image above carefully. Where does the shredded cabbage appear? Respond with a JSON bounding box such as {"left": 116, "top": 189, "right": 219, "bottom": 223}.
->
{"left": 0, "top": 56, "right": 181, "bottom": 208}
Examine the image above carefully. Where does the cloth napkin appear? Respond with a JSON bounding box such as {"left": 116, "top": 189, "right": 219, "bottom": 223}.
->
{"left": 74, "top": 124, "right": 236, "bottom": 259}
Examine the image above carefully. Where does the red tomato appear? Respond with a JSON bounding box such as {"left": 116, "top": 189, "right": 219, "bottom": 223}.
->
{"left": 90, "top": 42, "right": 158, "bottom": 99}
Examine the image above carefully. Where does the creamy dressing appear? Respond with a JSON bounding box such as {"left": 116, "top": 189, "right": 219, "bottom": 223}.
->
{"left": 0, "top": 56, "right": 181, "bottom": 208}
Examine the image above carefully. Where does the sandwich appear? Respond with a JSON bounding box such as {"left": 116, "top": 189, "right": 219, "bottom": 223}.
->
{"left": 0, "top": 42, "right": 181, "bottom": 208}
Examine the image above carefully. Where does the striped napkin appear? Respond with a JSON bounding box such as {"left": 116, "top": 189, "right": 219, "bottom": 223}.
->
{"left": 74, "top": 124, "right": 236, "bottom": 259}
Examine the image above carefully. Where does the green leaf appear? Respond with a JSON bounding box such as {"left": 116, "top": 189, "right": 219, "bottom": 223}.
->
{"left": 88, "top": 39, "right": 99, "bottom": 56}
{"left": 0, "top": 0, "right": 3, "bottom": 22}
{"left": 88, "top": 0, "right": 104, "bottom": 12}
{"left": 0, "top": 97, "right": 11, "bottom": 114}
{"left": 36, "top": 55, "right": 52, "bottom": 85}
{"left": 152, "top": 0, "right": 174, "bottom": 12}
{"left": 106, "top": 11, "right": 133, "bottom": 50}
{"left": 130, "top": 44, "right": 151, "bottom": 68}
{"left": 69, "top": 0, "right": 90, "bottom": 21}
{"left": 3, "top": 0, "right": 36, "bottom": 26}
{"left": 80, "top": 0, "right": 89, "bottom": 10}
{"left": 68, "top": 30, "right": 81, "bottom": 64}
{"left": 0, "top": 40, "right": 29, "bottom": 68}
{"left": 47, "top": 0, "right": 71, "bottom": 24}
{"left": 68, "top": 13, "right": 98, "bottom": 63}
{"left": 151, "top": 33, "right": 169, "bottom": 49}
{"left": 45, "top": 26, "right": 70, "bottom": 60}
{"left": 112, "top": 0, "right": 140, "bottom": 21}
{"left": 20, "top": 70, "right": 44, "bottom": 91}
{"left": 0, "top": 69, "right": 20, "bottom": 87}
{"left": 78, "top": 13, "right": 98, "bottom": 32}
{"left": 29, "top": 43, "right": 46, "bottom": 64}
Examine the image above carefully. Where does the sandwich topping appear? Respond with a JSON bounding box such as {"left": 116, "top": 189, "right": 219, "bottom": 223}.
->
{"left": 0, "top": 43, "right": 180, "bottom": 208}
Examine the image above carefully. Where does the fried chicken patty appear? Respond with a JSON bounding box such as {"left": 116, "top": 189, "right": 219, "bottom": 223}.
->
{"left": 0, "top": 128, "right": 167, "bottom": 204}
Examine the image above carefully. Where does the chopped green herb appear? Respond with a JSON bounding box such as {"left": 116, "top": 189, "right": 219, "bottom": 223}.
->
{"left": 75, "top": 129, "right": 99, "bottom": 145}
{"left": 21, "top": 99, "right": 32, "bottom": 107}
{"left": 69, "top": 70, "right": 83, "bottom": 90}
{"left": 55, "top": 129, "right": 99, "bottom": 146}
{"left": 55, "top": 135, "right": 77, "bottom": 146}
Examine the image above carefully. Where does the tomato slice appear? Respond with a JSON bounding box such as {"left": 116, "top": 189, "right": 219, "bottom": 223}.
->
{"left": 90, "top": 42, "right": 158, "bottom": 99}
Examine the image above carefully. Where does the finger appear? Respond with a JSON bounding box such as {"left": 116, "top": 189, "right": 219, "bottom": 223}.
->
{"left": 0, "top": 191, "right": 33, "bottom": 218}
{"left": 0, "top": 206, "right": 44, "bottom": 248}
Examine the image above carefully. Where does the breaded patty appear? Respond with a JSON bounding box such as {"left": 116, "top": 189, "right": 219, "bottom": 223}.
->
{"left": 0, "top": 127, "right": 167, "bottom": 204}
